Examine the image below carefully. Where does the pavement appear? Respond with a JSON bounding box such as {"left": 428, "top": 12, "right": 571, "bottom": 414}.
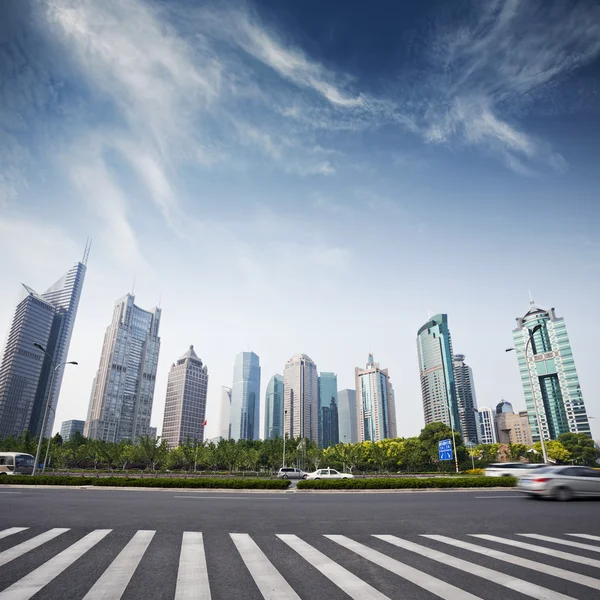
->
{"left": 1, "top": 487, "right": 599, "bottom": 599}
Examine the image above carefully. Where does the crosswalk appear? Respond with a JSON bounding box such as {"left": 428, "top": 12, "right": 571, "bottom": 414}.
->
{"left": 0, "top": 527, "right": 599, "bottom": 599}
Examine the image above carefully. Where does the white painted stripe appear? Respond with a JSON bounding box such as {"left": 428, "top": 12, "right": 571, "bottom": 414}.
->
{"left": 0, "top": 528, "right": 28, "bottom": 540}
{"left": 424, "top": 535, "right": 600, "bottom": 591}
{"left": 568, "top": 534, "right": 600, "bottom": 543}
{"left": 231, "top": 533, "right": 300, "bottom": 600}
{"left": 473, "top": 496, "right": 522, "bottom": 499}
{"left": 0, "top": 529, "right": 111, "bottom": 600}
{"left": 376, "top": 535, "right": 576, "bottom": 600}
{"left": 519, "top": 533, "right": 600, "bottom": 553}
{"left": 83, "top": 530, "right": 154, "bottom": 599}
{"left": 0, "top": 492, "right": 22, "bottom": 494}
{"left": 175, "top": 532, "right": 211, "bottom": 600}
{"left": 174, "top": 496, "right": 288, "bottom": 500}
{"left": 0, "top": 528, "right": 69, "bottom": 567}
{"left": 327, "top": 535, "right": 481, "bottom": 600}
{"left": 277, "top": 534, "right": 390, "bottom": 600}
{"left": 471, "top": 534, "right": 600, "bottom": 569}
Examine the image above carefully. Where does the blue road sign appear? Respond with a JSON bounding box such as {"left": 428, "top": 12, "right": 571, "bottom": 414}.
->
{"left": 438, "top": 438, "right": 453, "bottom": 461}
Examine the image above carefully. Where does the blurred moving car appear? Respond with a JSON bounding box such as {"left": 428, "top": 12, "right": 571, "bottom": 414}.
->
{"left": 0, "top": 452, "right": 34, "bottom": 475}
{"left": 277, "top": 467, "right": 307, "bottom": 479}
{"left": 305, "top": 468, "right": 354, "bottom": 480}
{"left": 485, "top": 462, "right": 551, "bottom": 478}
{"left": 518, "top": 466, "right": 600, "bottom": 500}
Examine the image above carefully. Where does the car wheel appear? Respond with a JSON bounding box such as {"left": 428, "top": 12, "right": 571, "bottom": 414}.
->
{"left": 282, "top": 474, "right": 288, "bottom": 479}
{"left": 554, "top": 486, "right": 573, "bottom": 502}
{"left": 315, "top": 478, "right": 320, "bottom": 480}
{"left": 303, "top": 475, "right": 307, "bottom": 479}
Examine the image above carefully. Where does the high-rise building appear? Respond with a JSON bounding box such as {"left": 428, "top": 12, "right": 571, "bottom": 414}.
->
{"left": 0, "top": 260, "right": 86, "bottom": 439}
{"left": 264, "top": 374, "right": 284, "bottom": 439}
{"left": 148, "top": 426, "right": 157, "bottom": 440}
{"left": 321, "top": 397, "right": 339, "bottom": 448}
{"left": 388, "top": 382, "right": 398, "bottom": 439}
{"left": 318, "top": 372, "right": 338, "bottom": 447}
{"left": 338, "top": 389, "right": 358, "bottom": 443}
{"left": 494, "top": 401, "right": 533, "bottom": 446}
{"left": 477, "top": 407, "right": 496, "bottom": 444}
{"left": 229, "top": 351, "right": 260, "bottom": 441}
{"left": 417, "top": 314, "right": 461, "bottom": 434}
{"left": 219, "top": 386, "right": 232, "bottom": 440}
{"left": 161, "top": 346, "right": 208, "bottom": 448}
{"left": 512, "top": 301, "right": 591, "bottom": 440}
{"left": 452, "top": 354, "right": 479, "bottom": 445}
{"left": 84, "top": 294, "right": 161, "bottom": 443}
{"left": 60, "top": 419, "right": 84, "bottom": 441}
{"left": 283, "top": 354, "right": 318, "bottom": 442}
{"left": 355, "top": 354, "right": 395, "bottom": 442}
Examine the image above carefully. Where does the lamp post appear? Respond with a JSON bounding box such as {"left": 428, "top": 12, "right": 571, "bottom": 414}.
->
{"left": 282, "top": 410, "right": 288, "bottom": 468}
{"left": 32, "top": 343, "right": 78, "bottom": 476}
{"left": 506, "top": 323, "right": 548, "bottom": 463}
{"left": 446, "top": 400, "right": 459, "bottom": 473}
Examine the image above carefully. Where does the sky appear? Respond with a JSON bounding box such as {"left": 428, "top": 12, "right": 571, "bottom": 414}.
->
{"left": 1, "top": 0, "right": 600, "bottom": 441}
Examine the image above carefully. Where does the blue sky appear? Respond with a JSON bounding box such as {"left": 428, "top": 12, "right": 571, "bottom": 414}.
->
{"left": 1, "top": 0, "right": 599, "bottom": 440}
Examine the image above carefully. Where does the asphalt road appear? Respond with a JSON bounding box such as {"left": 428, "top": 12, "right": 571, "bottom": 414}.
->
{"left": 1, "top": 487, "right": 599, "bottom": 599}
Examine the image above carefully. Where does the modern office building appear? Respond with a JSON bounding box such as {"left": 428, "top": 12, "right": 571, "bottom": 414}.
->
{"left": 338, "top": 389, "right": 358, "bottom": 443}
{"left": 512, "top": 301, "right": 591, "bottom": 440}
{"left": 453, "top": 354, "right": 479, "bottom": 445}
{"left": 264, "top": 374, "right": 284, "bottom": 439}
{"left": 84, "top": 294, "right": 161, "bottom": 443}
{"left": 229, "top": 351, "right": 260, "bottom": 441}
{"left": 417, "top": 314, "right": 461, "bottom": 434}
{"left": 494, "top": 402, "right": 533, "bottom": 446}
{"left": 161, "top": 345, "right": 208, "bottom": 448}
{"left": 148, "top": 426, "right": 157, "bottom": 440}
{"left": 219, "top": 386, "right": 232, "bottom": 440}
{"left": 388, "top": 383, "right": 398, "bottom": 439}
{"left": 318, "top": 372, "right": 338, "bottom": 447}
{"left": 60, "top": 419, "right": 84, "bottom": 441}
{"left": 321, "top": 397, "right": 339, "bottom": 448}
{"left": 477, "top": 407, "right": 496, "bottom": 444}
{"left": 355, "top": 354, "right": 395, "bottom": 442}
{"left": 0, "top": 260, "right": 86, "bottom": 439}
{"left": 283, "top": 354, "right": 318, "bottom": 442}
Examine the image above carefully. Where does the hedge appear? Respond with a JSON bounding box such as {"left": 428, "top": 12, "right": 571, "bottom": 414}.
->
{"left": 0, "top": 475, "right": 291, "bottom": 489}
{"left": 296, "top": 476, "right": 517, "bottom": 490}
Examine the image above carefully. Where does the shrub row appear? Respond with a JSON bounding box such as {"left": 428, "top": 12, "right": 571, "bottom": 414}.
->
{"left": 0, "top": 475, "right": 291, "bottom": 489}
{"left": 296, "top": 475, "right": 516, "bottom": 490}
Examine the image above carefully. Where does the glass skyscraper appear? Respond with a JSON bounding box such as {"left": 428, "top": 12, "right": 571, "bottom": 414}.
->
{"left": 85, "top": 294, "right": 161, "bottom": 443}
{"left": 477, "top": 407, "right": 496, "bottom": 444}
{"left": 452, "top": 354, "right": 479, "bottom": 445}
{"left": 512, "top": 301, "right": 591, "bottom": 440}
{"left": 283, "top": 354, "right": 318, "bottom": 442}
{"left": 229, "top": 351, "right": 261, "bottom": 441}
{"left": 0, "top": 261, "right": 86, "bottom": 439}
{"left": 219, "top": 386, "right": 232, "bottom": 440}
{"left": 318, "top": 372, "right": 338, "bottom": 447}
{"left": 417, "top": 314, "right": 461, "bottom": 435}
{"left": 338, "top": 389, "right": 358, "bottom": 443}
{"left": 264, "top": 374, "right": 284, "bottom": 439}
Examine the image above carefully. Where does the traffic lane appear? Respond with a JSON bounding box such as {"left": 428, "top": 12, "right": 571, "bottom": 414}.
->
{"left": 1, "top": 487, "right": 598, "bottom": 536}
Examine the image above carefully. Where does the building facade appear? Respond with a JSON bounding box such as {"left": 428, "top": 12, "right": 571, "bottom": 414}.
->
{"left": 84, "top": 294, "right": 161, "bottom": 443}
{"left": 0, "top": 261, "right": 86, "bottom": 439}
{"left": 60, "top": 419, "right": 84, "bottom": 441}
{"left": 338, "top": 389, "right": 358, "bottom": 443}
{"left": 219, "top": 387, "right": 232, "bottom": 440}
{"left": 512, "top": 301, "right": 591, "bottom": 440}
{"left": 477, "top": 407, "right": 497, "bottom": 444}
{"left": 161, "top": 346, "right": 208, "bottom": 448}
{"left": 283, "top": 354, "right": 318, "bottom": 442}
{"left": 417, "top": 314, "right": 461, "bottom": 434}
{"left": 229, "top": 351, "right": 260, "bottom": 441}
{"left": 321, "top": 398, "right": 339, "bottom": 448}
{"left": 355, "top": 354, "right": 395, "bottom": 442}
{"left": 264, "top": 374, "right": 284, "bottom": 439}
{"left": 452, "top": 354, "right": 479, "bottom": 445}
{"left": 318, "top": 372, "right": 338, "bottom": 447}
{"left": 494, "top": 402, "right": 533, "bottom": 446}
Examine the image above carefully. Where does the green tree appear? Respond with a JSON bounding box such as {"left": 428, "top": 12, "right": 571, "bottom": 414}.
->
{"left": 419, "top": 422, "right": 464, "bottom": 470}
{"left": 558, "top": 433, "right": 600, "bottom": 466}
{"left": 136, "top": 435, "right": 168, "bottom": 471}
{"left": 217, "top": 439, "right": 240, "bottom": 472}
{"left": 507, "top": 443, "right": 528, "bottom": 461}
{"left": 533, "top": 440, "right": 571, "bottom": 464}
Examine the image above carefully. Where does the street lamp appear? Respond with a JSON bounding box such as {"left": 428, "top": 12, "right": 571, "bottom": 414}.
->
{"left": 505, "top": 323, "right": 548, "bottom": 463}
{"left": 282, "top": 410, "right": 288, "bottom": 468}
{"left": 32, "top": 343, "right": 78, "bottom": 475}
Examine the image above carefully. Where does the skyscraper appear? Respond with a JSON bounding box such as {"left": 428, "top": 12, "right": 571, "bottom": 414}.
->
{"left": 59, "top": 419, "right": 84, "bottom": 441}
{"left": 452, "top": 354, "right": 479, "bottom": 445}
{"left": 494, "top": 401, "right": 533, "bottom": 446}
{"left": 321, "top": 397, "right": 339, "bottom": 448}
{"left": 388, "top": 382, "right": 398, "bottom": 439}
{"left": 219, "top": 386, "right": 232, "bottom": 440}
{"left": 229, "top": 351, "right": 260, "bottom": 441}
{"left": 161, "top": 345, "right": 208, "bottom": 448}
{"left": 264, "top": 374, "right": 284, "bottom": 439}
{"left": 318, "top": 372, "right": 338, "bottom": 447}
{"left": 338, "top": 389, "right": 358, "bottom": 443}
{"left": 477, "top": 407, "right": 496, "bottom": 444}
{"left": 84, "top": 294, "right": 161, "bottom": 443}
{"left": 417, "top": 314, "right": 461, "bottom": 434}
{"left": 355, "top": 354, "right": 394, "bottom": 442}
{"left": 283, "top": 354, "right": 318, "bottom": 442}
{"left": 0, "top": 260, "right": 86, "bottom": 439}
{"left": 512, "top": 301, "right": 591, "bottom": 440}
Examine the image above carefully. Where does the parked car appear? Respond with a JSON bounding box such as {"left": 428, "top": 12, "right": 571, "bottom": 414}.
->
{"left": 277, "top": 467, "right": 307, "bottom": 479}
{"left": 518, "top": 466, "right": 600, "bottom": 500}
{"left": 305, "top": 468, "right": 354, "bottom": 480}
{"left": 485, "top": 462, "right": 551, "bottom": 478}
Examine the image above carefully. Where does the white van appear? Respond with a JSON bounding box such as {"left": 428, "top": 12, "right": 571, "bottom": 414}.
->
{"left": 0, "top": 452, "right": 35, "bottom": 475}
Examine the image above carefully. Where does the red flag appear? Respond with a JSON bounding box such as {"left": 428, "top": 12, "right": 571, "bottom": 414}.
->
{"left": 202, "top": 419, "right": 207, "bottom": 427}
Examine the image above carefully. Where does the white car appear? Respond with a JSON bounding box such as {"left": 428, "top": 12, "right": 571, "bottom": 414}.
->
{"left": 485, "top": 462, "right": 550, "bottom": 478}
{"left": 305, "top": 468, "right": 354, "bottom": 480}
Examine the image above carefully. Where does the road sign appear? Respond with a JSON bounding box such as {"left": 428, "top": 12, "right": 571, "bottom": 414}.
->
{"left": 438, "top": 438, "right": 453, "bottom": 461}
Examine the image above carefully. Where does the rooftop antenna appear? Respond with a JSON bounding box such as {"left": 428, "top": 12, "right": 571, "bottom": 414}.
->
{"left": 158, "top": 289, "right": 162, "bottom": 309}
{"left": 82, "top": 238, "right": 92, "bottom": 266}
{"left": 528, "top": 289, "right": 535, "bottom": 307}
{"left": 131, "top": 276, "right": 136, "bottom": 296}
{"left": 428, "top": 309, "right": 432, "bottom": 319}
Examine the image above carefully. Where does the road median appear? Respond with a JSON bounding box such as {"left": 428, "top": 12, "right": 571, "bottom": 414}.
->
{"left": 296, "top": 475, "right": 517, "bottom": 490}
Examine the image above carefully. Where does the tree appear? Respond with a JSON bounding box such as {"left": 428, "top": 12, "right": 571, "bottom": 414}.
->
{"left": 217, "top": 439, "right": 240, "bottom": 472}
{"left": 419, "top": 422, "right": 464, "bottom": 470}
{"left": 137, "top": 435, "right": 168, "bottom": 471}
{"left": 475, "top": 443, "right": 500, "bottom": 465}
{"left": 558, "top": 433, "right": 600, "bottom": 466}
{"left": 533, "top": 440, "right": 571, "bottom": 464}
{"left": 507, "top": 443, "right": 528, "bottom": 462}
